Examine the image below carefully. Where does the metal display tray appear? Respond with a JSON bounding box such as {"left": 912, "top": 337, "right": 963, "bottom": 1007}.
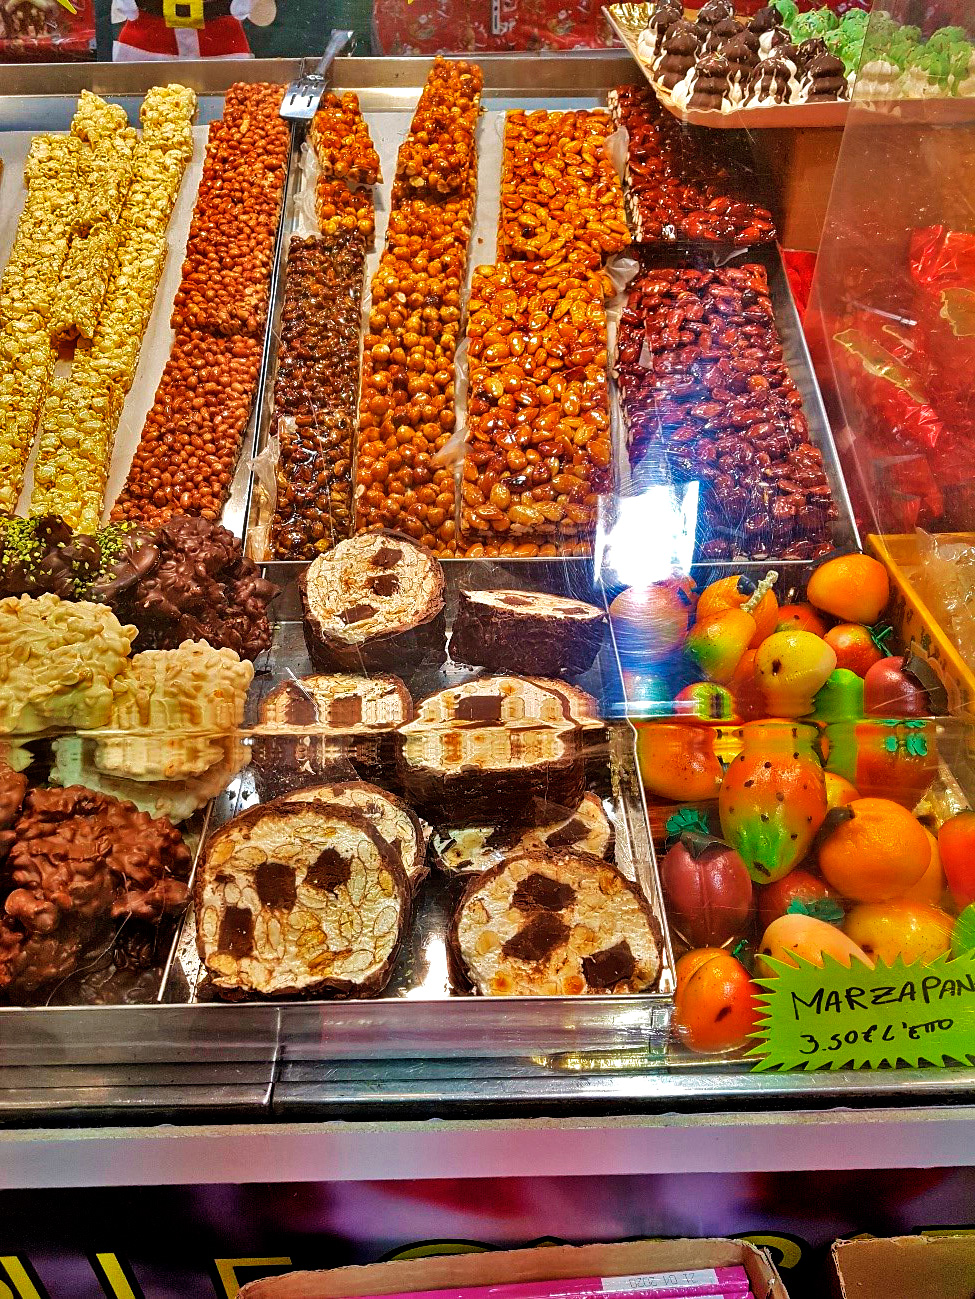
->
{"left": 0, "top": 55, "right": 909, "bottom": 1124}
{"left": 605, "top": 6, "right": 850, "bottom": 129}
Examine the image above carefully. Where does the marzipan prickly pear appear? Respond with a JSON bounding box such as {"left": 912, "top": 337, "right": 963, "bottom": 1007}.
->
{"left": 719, "top": 720, "right": 828, "bottom": 883}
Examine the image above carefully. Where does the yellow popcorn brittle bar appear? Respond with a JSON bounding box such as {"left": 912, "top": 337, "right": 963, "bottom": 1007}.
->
{"left": 49, "top": 222, "right": 122, "bottom": 343}
{"left": 26, "top": 85, "right": 196, "bottom": 530}
{"left": 70, "top": 90, "right": 130, "bottom": 145}
{"left": 30, "top": 362, "right": 124, "bottom": 533}
{"left": 0, "top": 137, "right": 79, "bottom": 323}
{"left": 73, "top": 128, "right": 139, "bottom": 233}
{"left": 140, "top": 83, "right": 197, "bottom": 161}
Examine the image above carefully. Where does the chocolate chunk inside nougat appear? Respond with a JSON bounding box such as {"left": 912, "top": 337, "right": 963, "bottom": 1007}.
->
{"left": 448, "top": 588, "right": 606, "bottom": 677}
{"left": 196, "top": 801, "right": 410, "bottom": 998}
{"left": 452, "top": 849, "right": 662, "bottom": 996}
{"left": 299, "top": 532, "right": 445, "bottom": 671}
{"left": 398, "top": 676, "right": 598, "bottom": 823}
{"left": 283, "top": 781, "right": 429, "bottom": 889}
{"left": 432, "top": 792, "right": 613, "bottom": 877}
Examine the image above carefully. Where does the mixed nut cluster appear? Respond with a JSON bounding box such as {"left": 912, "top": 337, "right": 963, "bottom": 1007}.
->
{"left": 610, "top": 85, "right": 775, "bottom": 246}
{"left": 311, "top": 91, "right": 380, "bottom": 241}
{"left": 270, "top": 232, "right": 367, "bottom": 559}
{"left": 113, "top": 83, "right": 289, "bottom": 526}
{"left": 463, "top": 261, "right": 612, "bottom": 549}
{"left": 616, "top": 261, "right": 837, "bottom": 559}
{"left": 354, "top": 59, "right": 483, "bottom": 554}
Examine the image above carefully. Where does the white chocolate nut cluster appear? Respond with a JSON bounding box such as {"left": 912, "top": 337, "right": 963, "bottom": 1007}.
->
{"left": 86, "top": 639, "right": 254, "bottom": 782}
{"left": 51, "top": 732, "right": 248, "bottom": 825}
{"left": 27, "top": 85, "right": 197, "bottom": 531}
{"left": 0, "top": 592, "right": 137, "bottom": 734}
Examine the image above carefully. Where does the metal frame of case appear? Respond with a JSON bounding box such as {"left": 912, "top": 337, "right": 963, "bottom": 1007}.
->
{"left": 1, "top": 53, "right": 972, "bottom": 1126}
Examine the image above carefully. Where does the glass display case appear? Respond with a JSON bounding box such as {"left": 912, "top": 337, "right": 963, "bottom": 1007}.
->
{"left": 0, "top": 11, "right": 974, "bottom": 1137}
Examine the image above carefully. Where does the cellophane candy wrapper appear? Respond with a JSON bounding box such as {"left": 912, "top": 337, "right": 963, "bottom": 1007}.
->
{"left": 0, "top": 0, "right": 95, "bottom": 59}
{"left": 911, "top": 224, "right": 975, "bottom": 444}
{"left": 914, "top": 528, "right": 975, "bottom": 671}
{"left": 372, "top": 0, "right": 615, "bottom": 54}
{"left": 832, "top": 309, "right": 952, "bottom": 531}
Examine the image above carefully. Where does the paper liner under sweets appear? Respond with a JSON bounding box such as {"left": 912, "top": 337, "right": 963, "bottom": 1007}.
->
{"left": 251, "top": 673, "right": 412, "bottom": 799}
{"left": 195, "top": 800, "right": 410, "bottom": 999}
{"left": 282, "top": 781, "right": 429, "bottom": 890}
{"left": 450, "top": 848, "right": 662, "bottom": 996}
{"left": 397, "top": 676, "right": 597, "bottom": 824}
{"left": 431, "top": 792, "right": 613, "bottom": 878}
{"left": 299, "top": 531, "right": 446, "bottom": 672}
{"left": 448, "top": 588, "right": 606, "bottom": 678}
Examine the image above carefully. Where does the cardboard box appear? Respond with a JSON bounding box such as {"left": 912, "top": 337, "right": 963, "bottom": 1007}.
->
{"left": 240, "top": 1239, "right": 789, "bottom": 1299}
{"left": 868, "top": 532, "right": 975, "bottom": 715}
{"left": 830, "top": 1232, "right": 975, "bottom": 1298}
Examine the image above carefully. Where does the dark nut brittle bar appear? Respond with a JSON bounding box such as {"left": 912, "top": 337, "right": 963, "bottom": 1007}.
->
{"left": 616, "top": 259, "right": 837, "bottom": 559}
{"left": 449, "top": 588, "right": 606, "bottom": 677}
{"left": 270, "top": 232, "right": 367, "bottom": 559}
{"left": 450, "top": 848, "right": 662, "bottom": 996}
{"left": 196, "top": 800, "right": 410, "bottom": 1000}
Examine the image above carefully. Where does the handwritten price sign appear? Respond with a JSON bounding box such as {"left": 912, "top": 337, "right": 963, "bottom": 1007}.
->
{"left": 748, "top": 950, "right": 975, "bottom": 1071}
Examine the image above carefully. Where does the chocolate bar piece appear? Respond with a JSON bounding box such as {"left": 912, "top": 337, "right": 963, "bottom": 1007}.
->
{"left": 398, "top": 676, "right": 597, "bottom": 824}
{"left": 251, "top": 673, "right": 412, "bottom": 799}
{"left": 299, "top": 531, "right": 445, "bottom": 672}
{"left": 282, "top": 780, "right": 429, "bottom": 890}
{"left": 450, "top": 848, "right": 662, "bottom": 996}
{"left": 196, "top": 800, "right": 410, "bottom": 998}
{"left": 448, "top": 589, "right": 606, "bottom": 677}
{"left": 431, "top": 792, "right": 613, "bottom": 877}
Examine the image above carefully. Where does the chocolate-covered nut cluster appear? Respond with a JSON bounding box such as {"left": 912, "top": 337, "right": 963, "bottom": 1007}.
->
{"left": 0, "top": 763, "right": 27, "bottom": 863}
{"left": 113, "top": 84, "right": 288, "bottom": 526}
{"left": 616, "top": 260, "right": 837, "bottom": 559}
{"left": 94, "top": 514, "right": 277, "bottom": 660}
{"left": 497, "top": 110, "right": 629, "bottom": 269}
{"left": 463, "top": 261, "right": 612, "bottom": 548}
{"left": 610, "top": 86, "right": 775, "bottom": 246}
{"left": 394, "top": 57, "right": 482, "bottom": 199}
{"left": 0, "top": 512, "right": 277, "bottom": 660}
{"left": 270, "top": 233, "right": 367, "bottom": 559}
{"left": 0, "top": 784, "right": 190, "bottom": 998}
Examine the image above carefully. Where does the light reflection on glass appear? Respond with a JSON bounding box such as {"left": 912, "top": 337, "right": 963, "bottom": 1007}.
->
{"left": 597, "top": 479, "right": 699, "bottom": 590}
